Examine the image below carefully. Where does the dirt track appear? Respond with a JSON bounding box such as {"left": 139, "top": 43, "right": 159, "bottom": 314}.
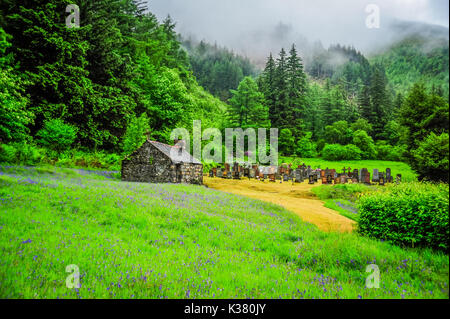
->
{"left": 203, "top": 177, "right": 356, "bottom": 233}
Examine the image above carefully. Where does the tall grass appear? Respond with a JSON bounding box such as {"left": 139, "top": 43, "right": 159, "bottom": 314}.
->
{"left": 0, "top": 166, "right": 447, "bottom": 299}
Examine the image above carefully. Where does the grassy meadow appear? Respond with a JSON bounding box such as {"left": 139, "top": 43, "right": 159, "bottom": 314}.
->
{"left": 0, "top": 165, "right": 448, "bottom": 299}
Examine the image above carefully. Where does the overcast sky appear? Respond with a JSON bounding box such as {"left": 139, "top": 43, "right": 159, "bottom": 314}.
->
{"left": 146, "top": 0, "right": 449, "bottom": 61}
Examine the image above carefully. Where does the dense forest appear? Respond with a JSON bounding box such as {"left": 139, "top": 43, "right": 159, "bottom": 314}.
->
{"left": 182, "top": 38, "right": 258, "bottom": 101}
{"left": 0, "top": 0, "right": 448, "bottom": 182}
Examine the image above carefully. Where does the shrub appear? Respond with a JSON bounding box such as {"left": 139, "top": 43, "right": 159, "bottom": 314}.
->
{"left": 376, "top": 141, "right": 406, "bottom": 161}
{"left": 352, "top": 130, "right": 377, "bottom": 159}
{"left": 344, "top": 144, "right": 363, "bottom": 160}
{"left": 0, "top": 143, "right": 16, "bottom": 163}
{"left": 279, "top": 128, "right": 295, "bottom": 156}
{"left": 0, "top": 143, "right": 43, "bottom": 165}
{"left": 410, "top": 132, "right": 449, "bottom": 183}
{"left": 122, "top": 113, "right": 150, "bottom": 156}
{"left": 358, "top": 182, "right": 449, "bottom": 251}
{"left": 36, "top": 119, "right": 77, "bottom": 152}
{"left": 296, "top": 132, "right": 317, "bottom": 157}
{"left": 324, "top": 121, "right": 352, "bottom": 145}
{"left": 321, "top": 144, "right": 362, "bottom": 161}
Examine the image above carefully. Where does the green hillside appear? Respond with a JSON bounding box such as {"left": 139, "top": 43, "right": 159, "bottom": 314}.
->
{"left": 370, "top": 35, "right": 449, "bottom": 96}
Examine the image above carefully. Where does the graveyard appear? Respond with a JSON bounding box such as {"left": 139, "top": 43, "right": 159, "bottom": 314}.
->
{"left": 204, "top": 162, "right": 405, "bottom": 230}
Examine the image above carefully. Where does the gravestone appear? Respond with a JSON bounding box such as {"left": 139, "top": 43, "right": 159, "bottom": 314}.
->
{"left": 386, "top": 168, "right": 392, "bottom": 183}
{"left": 295, "top": 169, "right": 302, "bottom": 183}
{"left": 321, "top": 170, "right": 325, "bottom": 178}
{"left": 209, "top": 170, "right": 214, "bottom": 177}
{"left": 364, "top": 172, "right": 371, "bottom": 185}
{"left": 396, "top": 174, "right": 402, "bottom": 184}
{"left": 213, "top": 167, "right": 217, "bottom": 177}
{"left": 249, "top": 169, "right": 255, "bottom": 179}
{"left": 379, "top": 172, "right": 385, "bottom": 186}
{"left": 307, "top": 166, "right": 312, "bottom": 177}
{"left": 327, "top": 174, "right": 333, "bottom": 184}
{"left": 283, "top": 174, "right": 289, "bottom": 182}
{"left": 361, "top": 168, "right": 370, "bottom": 185}
{"left": 269, "top": 174, "right": 276, "bottom": 182}
{"left": 216, "top": 170, "right": 223, "bottom": 178}
{"left": 335, "top": 176, "right": 341, "bottom": 184}
{"left": 309, "top": 175, "right": 314, "bottom": 184}
{"left": 372, "top": 169, "right": 379, "bottom": 183}
{"left": 353, "top": 169, "right": 359, "bottom": 182}
{"left": 322, "top": 176, "right": 328, "bottom": 185}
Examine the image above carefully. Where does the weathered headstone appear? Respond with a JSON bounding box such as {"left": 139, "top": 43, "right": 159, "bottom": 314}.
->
{"left": 269, "top": 174, "right": 276, "bottom": 182}
{"left": 327, "top": 174, "right": 333, "bottom": 184}
{"left": 249, "top": 169, "right": 255, "bottom": 179}
{"left": 335, "top": 176, "right": 341, "bottom": 184}
{"left": 309, "top": 175, "right": 314, "bottom": 184}
{"left": 379, "top": 172, "right": 385, "bottom": 186}
{"left": 340, "top": 175, "right": 347, "bottom": 184}
{"left": 322, "top": 176, "right": 328, "bottom": 185}
{"left": 217, "top": 169, "right": 223, "bottom": 178}
{"left": 283, "top": 174, "right": 289, "bottom": 182}
{"left": 209, "top": 170, "right": 214, "bottom": 177}
{"left": 353, "top": 169, "right": 359, "bottom": 182}
{"left": 386, "top": 168, "right": 392, "bottom": 183}
{"left": 372, "top": 169, "right": 379, "bottom": 183}
{"left": 307, "top": 166, "right": 312, "bottom": 177}
{"left": 362, "top": 168, "right": 371, "bottom": 185}
{"left": 396, "top": 174, "right": 402, "bottom": 184}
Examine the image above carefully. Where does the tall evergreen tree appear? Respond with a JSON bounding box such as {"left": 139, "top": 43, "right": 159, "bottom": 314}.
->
{"left": 260, "top": 53, "right": 277, "bottom": 125}
{"left": 273, "top": 48, "right": 289, "bottom": 129}
{"left": 368, "top": 64, "right": 391, "bottom": 139}
{"left": 286, "top": 44, "right": 307, "bottom": 136}
{"left": 227, "top": 77, "right": 269, "bottom": 129}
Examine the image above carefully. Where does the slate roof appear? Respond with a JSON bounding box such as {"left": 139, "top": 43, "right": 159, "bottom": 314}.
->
{"left": 149, "top": 140, "right": 202, "bottom": 164}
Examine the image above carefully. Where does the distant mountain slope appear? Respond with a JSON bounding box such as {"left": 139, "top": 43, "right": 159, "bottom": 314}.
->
{"left": 369, "top": 22, "right": 449, "bottom": 96}
{"left": 182, "top": 38, "right": 258, "bottom": 101}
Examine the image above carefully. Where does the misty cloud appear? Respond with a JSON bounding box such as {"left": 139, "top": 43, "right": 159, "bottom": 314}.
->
{"left": 146, "top": 0, "right": 449, "bottom": 63}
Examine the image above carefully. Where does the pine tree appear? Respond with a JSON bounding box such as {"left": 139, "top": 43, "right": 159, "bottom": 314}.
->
{"left": 286, "top": 44, "right": 307, "bottom": 136}
{"left": 261, "top": 53, "right": 277, "bottom": 127}
{"left": 273, "top": 48, "right": 289, "bottom": 129}
{"left": 227, "top": 77, "right": 269, "bottom": 129}
{"left": 368, "top": 64, "right": 391, "bottom": 139}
